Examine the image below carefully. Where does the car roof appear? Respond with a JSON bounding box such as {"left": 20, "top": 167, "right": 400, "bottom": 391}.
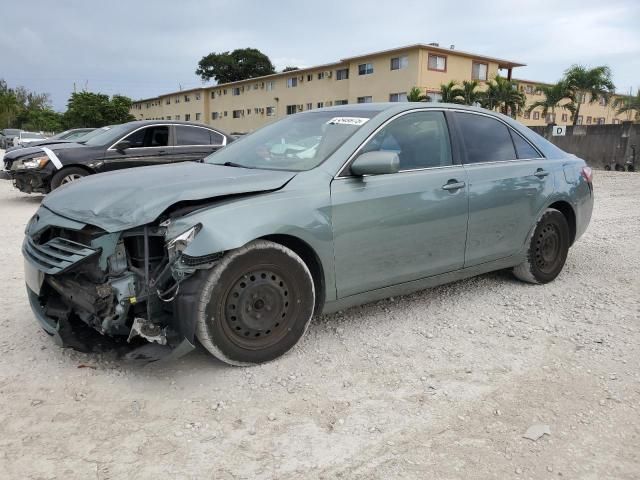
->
{"left": 121, "top": 120, "right": 230, "bottom": 136}
{"left": 309, "top": 102, "right": 500, "bottom": 116}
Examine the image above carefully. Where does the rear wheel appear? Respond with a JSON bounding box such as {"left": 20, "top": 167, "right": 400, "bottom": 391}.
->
{"left": 195, "top": 240, "right": 315, "bottom": 365}
{"left": 50, "top": 167, "right": 89, "bottom": 190}
{"left": 513, "top": 208, "right": 570, "bottom": 284}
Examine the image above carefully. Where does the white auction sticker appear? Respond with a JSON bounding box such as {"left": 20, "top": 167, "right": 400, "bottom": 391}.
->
{"left": 327, "top": 117, "right": 370, "bottom": 126}
{"left": 41, "top": 147, "right": 63, "bottom": 170}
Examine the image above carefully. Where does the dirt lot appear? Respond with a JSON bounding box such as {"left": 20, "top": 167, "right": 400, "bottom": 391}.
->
{"left": 0, "top": 162, "right": 638, "bottom": 479}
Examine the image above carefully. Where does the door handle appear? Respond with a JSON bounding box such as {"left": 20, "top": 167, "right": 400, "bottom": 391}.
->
{"left": 534, "top": 168, "right": 550, "bottom": 178}
{"left": 442, "top": 180, "right": 466, "bottom": 191}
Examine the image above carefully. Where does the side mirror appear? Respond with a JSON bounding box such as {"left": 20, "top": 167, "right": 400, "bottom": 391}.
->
{"left": 114, "top": 140, "right": 131, "bottom": 152}
{"left": 350, "top": 151, "right": 400, "bottom": 176}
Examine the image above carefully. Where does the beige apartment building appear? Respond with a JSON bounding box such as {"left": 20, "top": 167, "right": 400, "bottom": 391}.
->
{"left": 130, "top": 43, "right": 626, "bottom": 133}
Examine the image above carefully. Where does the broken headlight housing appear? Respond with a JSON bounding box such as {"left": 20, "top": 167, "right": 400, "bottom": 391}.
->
{"left": 166, "top": 224, "right": 201, "bottom": 260}
{"left": 16, "top": 155, "right": 49, "bottom": 170}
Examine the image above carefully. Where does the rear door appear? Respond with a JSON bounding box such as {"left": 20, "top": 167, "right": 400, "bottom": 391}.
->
{"left": 453, "top": 111, "right": 554, "bottom": 266}
{"left": 102, "top": 125, "right": 170, "bottom": 171}
{"left": 171, "top": 125, "right": 227, "bottom": 163}
{"left": 331, "top": 110, "right": 468, "bottom": 297}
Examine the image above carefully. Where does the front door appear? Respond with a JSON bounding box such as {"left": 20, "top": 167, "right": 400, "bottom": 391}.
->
{"left": 102, "top": 125, "right": 170, "bottom": 171}
{"left": 331, "top": 110, "right": 468, "bottom": 298}
{"left": 453, "top": 112, "right": 555, "bottom": 266}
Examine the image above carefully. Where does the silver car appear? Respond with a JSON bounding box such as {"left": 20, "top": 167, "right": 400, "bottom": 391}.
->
{"left": 13, "top": 131, "right": 47, "bottom": 147}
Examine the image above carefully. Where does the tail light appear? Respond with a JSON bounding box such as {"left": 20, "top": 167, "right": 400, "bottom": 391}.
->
{"left": 581, "top": 166, "right": 593, "bottom": 183}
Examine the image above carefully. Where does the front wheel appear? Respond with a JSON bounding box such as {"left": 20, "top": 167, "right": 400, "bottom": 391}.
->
{"left": 513, "top": 208, "right": 570, "bottom": 284}
{"left": 50, "top": 167, "right": 89, "bottom": 190}
{"left": 195, "top": 240, "right": 315, "bottom": 365}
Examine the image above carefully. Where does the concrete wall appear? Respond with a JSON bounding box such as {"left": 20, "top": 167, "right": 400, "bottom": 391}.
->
{"left": 530, "top": 122, "right": 639, "bottom": 170}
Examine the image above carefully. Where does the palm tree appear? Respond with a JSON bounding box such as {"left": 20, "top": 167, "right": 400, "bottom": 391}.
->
{"left": 482, "top": 75, "right": 526, "bottom": 117}
{"left": 526, "top": 81, "right": 574, "bottom": 124}
{"left": 613, "top": 89, "right": 640, "bottom": 121}
{"left": 406, "top": 87, "right": 429, "bottom": 102}
{"left": 564, "top": 65, "right": 615, "bottom": 125}
{"left": 458, "top": 80, "right": 482, "bottom": 106}
{"left": 439, "top": 81, "right": 464, "bottom": 104}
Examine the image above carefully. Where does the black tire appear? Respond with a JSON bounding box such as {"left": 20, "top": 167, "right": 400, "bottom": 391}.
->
{"left": 513, "top": 208, "right": 570, "bottom": 284}
{"left": 50, "top": 167, "right": 89, "bottom": 190}
{"left": 604, "top": 165, "right": 612, "bottom": 171}
{"left": 195, "top": 240, "right": 315, "bottom": 365}
{"left": 614, "top": 164, "right": 625, "bottom": 172}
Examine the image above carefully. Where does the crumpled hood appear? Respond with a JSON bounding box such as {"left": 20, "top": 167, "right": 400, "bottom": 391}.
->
{"left": 42, "top": 162, "right": 296, "bottom": 232}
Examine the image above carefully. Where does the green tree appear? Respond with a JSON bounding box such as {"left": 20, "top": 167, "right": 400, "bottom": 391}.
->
{"left": 526, "top": 81, "right": 574, "bottom": 124}
{"left": 62, "top": 91, "right": 135, "bottom": 128}
{"left": 282, "top": 66, "right": 299, "bottom": 72}
{"left": 482, "top": 75, "right": 526, "bottom": 117}
{"left": 406, "top": 87, "right": 429, "bottom": 102}
{"left": 0, "top": 79, "right": 20, "bottom": 128}
{"left": 196, "top": 48, "right": 276, "bottom": 83}
{"left": 564, "top": 65, "right": 615, "bottom": 125}
{"left": 459, "top": 80, "right": 483, "bottom": 106}
{"left": 613, "top": 89, "right": 640, "bottom": 121}
{"left": 439, "top": 81, "right": 464, "bottom": 104}
{"left": 23, "top": 108, "right": 63, "bottom": 132}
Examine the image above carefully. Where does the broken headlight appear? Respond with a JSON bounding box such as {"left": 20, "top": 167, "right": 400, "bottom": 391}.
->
{"left": 17, "top": 155, "right": 49, "bottom": 170}
{"left": 166, "top": 223, "right": 201, "bottom": 260}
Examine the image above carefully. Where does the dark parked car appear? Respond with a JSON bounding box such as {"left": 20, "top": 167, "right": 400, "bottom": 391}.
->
{"left": 2, "top": 121, "right": 230, "bottom": 193}
{"left": 5, "top": 128, "right": 96, "bottom": 153}
{"left": 22, "top": 103, "right": 593, "bottom": 364}
{"left": 0, "top": 128, "right": 23, "bottom": 149}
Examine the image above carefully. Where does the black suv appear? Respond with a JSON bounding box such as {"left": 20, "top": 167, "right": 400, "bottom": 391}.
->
{"left": 2, "top": 121, "right": 230, "bottom": 193}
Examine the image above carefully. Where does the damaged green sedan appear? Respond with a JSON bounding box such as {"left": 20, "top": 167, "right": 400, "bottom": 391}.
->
{"left": 23, "top": 103, "right": 593, "bottom": 365}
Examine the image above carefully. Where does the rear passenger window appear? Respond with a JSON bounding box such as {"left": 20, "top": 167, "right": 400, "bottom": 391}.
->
{"left": 123, "top": 126, "right": 169, "bottom": 148}
{"left": 359, "top": 111, "right": 452, "bottom": 170}
{"left": 456, "top": 113, "right": 516, "bottom": 163}
{"left": 510, "top": 131, "right": 541, "bottom": 159}
{"left": 175, "top": 126, "right": 224, "bottom": 146}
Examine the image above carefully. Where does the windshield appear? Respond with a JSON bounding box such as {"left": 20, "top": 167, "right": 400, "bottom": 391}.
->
{"left": 83, "top": 124, "right": 129, "bottom": 146}
{"left": 22, "top": 132, "right": 46, "bottom": 139}
{"left": 49, "top": 130, "right": 73, "bottom": 140}
{"left": 204, "top": 110, "right": 379, "bottom": 171}
{"left": 4, "top": 129, "right": 21, "bottom": 136}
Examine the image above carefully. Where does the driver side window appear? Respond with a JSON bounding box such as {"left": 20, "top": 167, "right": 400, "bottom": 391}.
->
{"left": 123, "top": 126, "right": 169, "bottom": 148}
{"left": 359, "top": 111, "right": 452, "bottom": 171}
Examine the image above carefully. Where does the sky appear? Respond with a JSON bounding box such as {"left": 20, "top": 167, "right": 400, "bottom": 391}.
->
{"left": 2, "top": 0, "right": 639, "bottom": 111}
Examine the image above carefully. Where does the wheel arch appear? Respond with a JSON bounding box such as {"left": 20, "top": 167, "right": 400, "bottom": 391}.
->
{"left": 547, "top": 200, "right": 576, "bottom": 246}
{"left": 259, "top": 233, "right": 326, "bottom": 314}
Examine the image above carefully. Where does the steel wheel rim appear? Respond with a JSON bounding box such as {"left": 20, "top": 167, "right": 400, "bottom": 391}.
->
{"left": 61, "top": 174, "right": 83, "bottom": 184}
{"left": 535, "top": 223, "right": 561, "bottom": 273}
{"left": 222, "top": 268, "right": 294, "bottom": 350}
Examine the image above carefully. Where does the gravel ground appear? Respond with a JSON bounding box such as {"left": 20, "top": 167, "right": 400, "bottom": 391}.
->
{"left": 0, "top": 158, "right": 639, "bottom": 479}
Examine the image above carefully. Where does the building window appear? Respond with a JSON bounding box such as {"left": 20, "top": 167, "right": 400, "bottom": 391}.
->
{"left": 306, "top": 103, "right": 312, "bottom": 110}
{"left": 390, "top": 56, "right": 408, "bottom": 70}
{"left": 357, "top": 96, "right": 372, "bottom": 103}
{"left": 586, "top": 116, "right": 592, "bottom": 124}
{"left": 525, "top": 85, "right": 534, "bottom": 94}
{"left": 175, "top": 96, "right": 180, "bottom": 104}
{"left": 523, "top": 111, "right": 530, "bottom": 119}
{"left": 195, "top": 113, "right": 201, "bottom": 121}
{"left": 286, "top": 105, "right": 297, "bottom": 115}
{"left": 546, "top": 113, "right": 555, "bottom": 123}
{"left": 613, "top": 118, "right": 620, "bottom": 125}
{"left": 184, "top": 95, "right": 190, "bottom": 102}
{"left": 266, "top": 106, "right": 275, "bottom": 116}
{"left": 533, "top": 111, "right": 540, "bottom": 120}
{"left": 287, "top": 77, "right": 298, "bottom": 88}
{"left": 175, "top": 115, "right": 181, "bottom": 120}
{"left": 428, "top": 54, "right": 447, "bottom": 72}
{"left": 336, "top": 68, "right": 349, "bottom": 80}
{"left": 317, "top": 72, "right": 325, "bottom": 80}
{"left": 389, "top": 92, "right": 407, "bottom": 102}
{"left": 578, "top": 93, "right": 586, "bottom": 103}
{"left": 185, "top": 114, "right": 191, "bottom": 121}
{"left": 597, "top": 117, "right": 605, "bottom": 125}
{"left": 195, "top": 93, "right": 201, "bottom": 100}
{"left": 246, "top": 109, "right": 251, "bottom": 115}
{"left": 561, "top": 113, "right": 568, "bottom": 122}
{"left": 358, "top": 63, "right": 374, "bottom": 75}
{"left": 232, "top": 87, "right": 241, "bottom": 96}
{"left": 211, "top": 91, "right": 215, "bottom": 99}
{"left": 576, "top": 115, "right": 583, "bottom": 125}
{"left": 166, "top": 115, "right": 172, "bottom": 120}
{"left": 223, "top": 89, "right": 227, "bottom": 95}
{"left": 224, "top": 111, "right": 227, "bottom": 117}
{"left": 266, "top": 81, "right": 275, "bottom": 91}
{"left": 317, "top": 102, "right": 324, "bottom": 108}
{"left": 472, "top": 61, "right": 488, "bottom": 81}
{"left": 233, "top": 110, "right": 243, "bottom": 118}
{"left": 307, "top": 74, "right": 312, "bottom": 82}
{"left": 599, "top": 96, "right": 607, "bottom": 106}
{"left": 335, "top": 99, "right": 348, "bottom": 105}
{"left": 165, "top": 98, "right": 170, "bottom": 105}
{"left": 212, "top": 112, "right": 219, "bottom": 120}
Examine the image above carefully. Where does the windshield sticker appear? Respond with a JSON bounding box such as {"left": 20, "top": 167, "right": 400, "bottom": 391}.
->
{"left": 326, "top": 117, "right": 370, "bottom": 126}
